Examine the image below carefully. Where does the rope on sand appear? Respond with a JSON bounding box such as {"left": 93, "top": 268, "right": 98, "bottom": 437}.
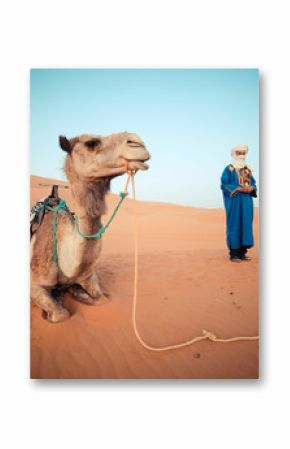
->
{"left": 123, "top": 171, "right": 259, "bottom": 352}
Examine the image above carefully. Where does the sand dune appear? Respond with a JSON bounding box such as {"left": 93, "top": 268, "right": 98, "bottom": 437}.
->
{"left": 30, "top": 175, "right": 259, "bottom": 379}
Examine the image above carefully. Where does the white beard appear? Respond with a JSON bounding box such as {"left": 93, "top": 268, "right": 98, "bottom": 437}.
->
{"left": 232, "top": 155, "right": 247, "bottom": 169}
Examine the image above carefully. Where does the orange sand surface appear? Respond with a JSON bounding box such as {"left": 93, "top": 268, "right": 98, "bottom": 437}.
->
{"left": 30, "top": 175, "right": 259, "bottom": 379}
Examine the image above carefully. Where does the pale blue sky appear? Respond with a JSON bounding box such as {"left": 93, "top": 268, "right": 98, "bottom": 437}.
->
{"left": 30, "top": 69, "right": 259, "bottom": 208}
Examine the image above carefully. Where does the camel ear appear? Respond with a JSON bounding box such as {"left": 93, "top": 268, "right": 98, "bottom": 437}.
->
{"left": 59, "top": 135, "right": 71, "bottom": 153}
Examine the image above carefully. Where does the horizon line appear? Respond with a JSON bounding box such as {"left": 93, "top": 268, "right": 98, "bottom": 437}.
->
{"left": 30, "top": 174, "right": 259, "bottom": 211}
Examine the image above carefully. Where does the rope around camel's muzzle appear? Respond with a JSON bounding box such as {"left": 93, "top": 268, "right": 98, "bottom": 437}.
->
{"left": 124, "top": 170, "right": 259, "bottom": 351}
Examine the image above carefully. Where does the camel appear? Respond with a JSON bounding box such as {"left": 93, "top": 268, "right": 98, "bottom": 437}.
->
{"left": 30, "top": 132, "right": 151, "bottom": 323}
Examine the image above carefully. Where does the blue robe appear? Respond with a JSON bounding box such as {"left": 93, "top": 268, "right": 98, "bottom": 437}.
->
{"left": 221, "top": 165, "right": 257, "bottom": 250}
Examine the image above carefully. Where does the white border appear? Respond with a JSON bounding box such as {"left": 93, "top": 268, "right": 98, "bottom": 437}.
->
{"left": 0, "top": 1, "right": 289, "bottom": 448}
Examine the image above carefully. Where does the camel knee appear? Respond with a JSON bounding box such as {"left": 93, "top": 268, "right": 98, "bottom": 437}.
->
{"left": 31, "top": 284, "right": 70, "bottom": 323}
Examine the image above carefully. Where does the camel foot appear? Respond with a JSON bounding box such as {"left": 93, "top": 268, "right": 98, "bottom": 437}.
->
{"left": 72, "top": 294, "right": 99, "bottom": 306}
{"left": 78, "top": 273, "right": 107, "bottom": 302}
{"left": 46, "top": 306, "right": 71, "bottom": 323}
{"left": 68, "top": 284, "right": 103, "bottom": 306}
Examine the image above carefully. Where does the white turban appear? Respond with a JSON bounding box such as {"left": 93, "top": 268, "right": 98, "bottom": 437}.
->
{"left": 231, "top": 144, "right": 249, "bottom": 169}
{"left": 231, "top": 144, "right": 249, "bottom": 157}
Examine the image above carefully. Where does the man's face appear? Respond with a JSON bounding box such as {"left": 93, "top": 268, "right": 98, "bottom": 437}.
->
{"left": 235, "top": 150, "right": 246, "bottom": 158}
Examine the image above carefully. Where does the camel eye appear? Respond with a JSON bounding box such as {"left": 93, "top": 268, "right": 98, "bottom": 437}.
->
{"left": 85, "top": 139, "right": 101, "bottom": 150}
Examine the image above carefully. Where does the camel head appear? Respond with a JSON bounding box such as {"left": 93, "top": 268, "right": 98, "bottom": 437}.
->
{"left": 60, "top": 132, "right": 151, "bottom": 182}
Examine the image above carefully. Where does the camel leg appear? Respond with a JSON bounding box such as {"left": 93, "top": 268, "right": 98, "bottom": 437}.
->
{"left": 31, "top": 284, "right": 70, "bottom": 323}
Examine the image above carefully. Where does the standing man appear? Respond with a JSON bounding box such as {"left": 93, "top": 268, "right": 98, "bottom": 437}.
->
{"left": 221, "top": 144, "right": 257, "bottom": 262}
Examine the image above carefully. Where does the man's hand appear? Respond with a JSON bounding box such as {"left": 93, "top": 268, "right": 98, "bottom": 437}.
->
{"left": 230, "top": 186, "right": 252, "bottom": 197}
{"left": 230, "top": 187, "right": 241, "bottom": 197}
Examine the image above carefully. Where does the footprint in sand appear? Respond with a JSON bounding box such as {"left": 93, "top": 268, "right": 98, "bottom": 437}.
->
{"left": 232, "top": 300, "right": 242, "bottom": 310}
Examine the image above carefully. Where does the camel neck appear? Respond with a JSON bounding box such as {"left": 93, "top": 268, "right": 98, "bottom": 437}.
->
{"left": 70, "top": 178, "right": 109, "bottom": 235}
{"left": 74, "top": 212, "right": 102, "bottom": 236}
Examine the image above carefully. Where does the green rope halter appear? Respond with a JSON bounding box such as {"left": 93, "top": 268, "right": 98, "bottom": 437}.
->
{"left": 74, "top": 191, "right": 128, "bottom": 239}
{"left": 39, "top": 191, "right": 128, "bottom": 276}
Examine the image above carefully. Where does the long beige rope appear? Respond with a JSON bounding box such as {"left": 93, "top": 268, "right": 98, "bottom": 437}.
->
{"left": 124, "top": 171, "right": 259, "bottom": 351}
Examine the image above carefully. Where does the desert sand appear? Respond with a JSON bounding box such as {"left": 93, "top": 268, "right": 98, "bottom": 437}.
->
{"left": 30, "top": 175, "right": 259, "bottom": 379}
